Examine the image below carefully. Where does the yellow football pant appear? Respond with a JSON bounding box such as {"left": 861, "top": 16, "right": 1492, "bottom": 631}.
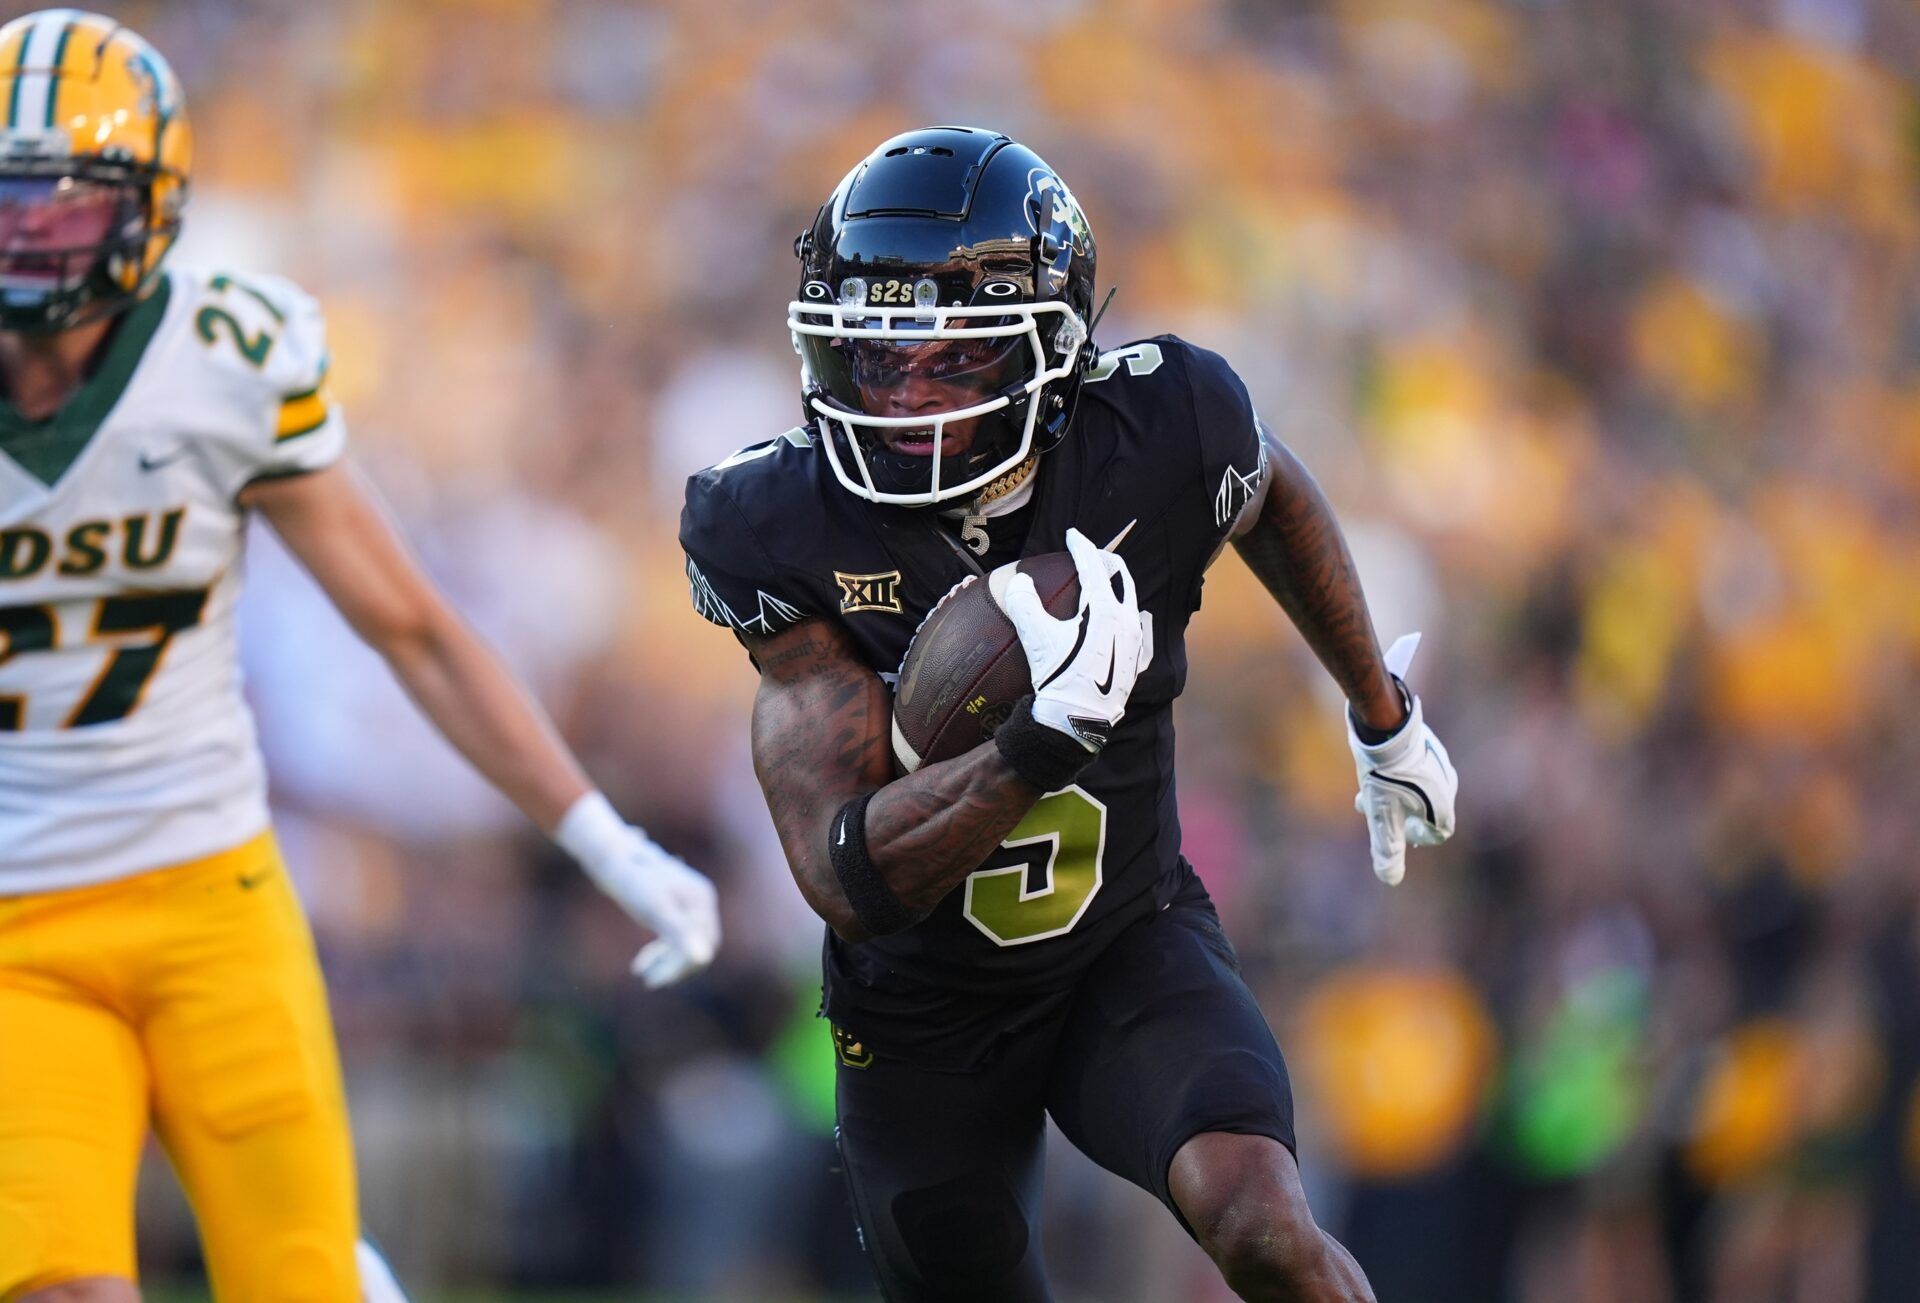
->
{"left": 0, "top": 831, "right": 361, "bottom": 1301}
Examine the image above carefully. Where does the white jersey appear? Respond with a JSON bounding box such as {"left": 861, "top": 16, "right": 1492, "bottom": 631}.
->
{"left": 0, "top": 265, "right": 343, "bottom": 893}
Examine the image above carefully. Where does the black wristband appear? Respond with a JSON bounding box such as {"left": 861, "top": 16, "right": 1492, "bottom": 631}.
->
{"left": 1350, "top": 675, "right": 1413, "bottom": 746}
{"left": 993, "top": 694, "right": 1101, "bottom": 793}
{"left": 829, "top": 791, "right": 917, "bottom": 937}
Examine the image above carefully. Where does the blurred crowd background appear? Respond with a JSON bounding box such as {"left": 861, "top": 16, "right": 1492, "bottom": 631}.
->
{"left": 88, "top": 0, "right": 1920, "bottom": 1297}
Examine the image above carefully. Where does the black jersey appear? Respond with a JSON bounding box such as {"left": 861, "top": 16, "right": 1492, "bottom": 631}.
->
{"left": 680, "top": 336, "right": 1267, "bottom": 1063}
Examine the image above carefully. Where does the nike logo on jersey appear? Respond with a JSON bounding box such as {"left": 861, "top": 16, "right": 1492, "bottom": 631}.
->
{"left": 139, "top": 445, "right": 190, "bottom": 472}
{"left": 237, "top": 869, "right": 272, "bottom": 891}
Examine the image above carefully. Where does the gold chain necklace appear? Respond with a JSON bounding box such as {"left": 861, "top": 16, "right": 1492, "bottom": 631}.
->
{"left": 957, "top": 455, "right": 1037, "bottom": 555}
{"left": 973, "top": 455, "right": 1036, "bottom": 510}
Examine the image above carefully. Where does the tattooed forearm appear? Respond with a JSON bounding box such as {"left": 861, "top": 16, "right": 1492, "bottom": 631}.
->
{"left": 860, "top": 746, "right": 1040, "bottom": 921}
{"left": 1231, "top": 435, "right": 1404, "bottom": 731}
{"left": 746, "top": 618, "right": 1041, "bottom": 941}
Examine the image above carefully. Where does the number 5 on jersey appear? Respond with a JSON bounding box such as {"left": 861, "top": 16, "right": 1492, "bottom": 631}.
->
{"left": 963, "top": 786, "right": 1108, "bottom": 946}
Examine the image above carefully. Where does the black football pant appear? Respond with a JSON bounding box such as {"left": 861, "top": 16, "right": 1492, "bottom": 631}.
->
{"left": 833, "top": 878, "right": 1295, "bottom": 1302}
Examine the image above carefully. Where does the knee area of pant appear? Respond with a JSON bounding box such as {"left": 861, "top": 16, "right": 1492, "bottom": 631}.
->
{"left": 215, "top": 1234, "right": 356, "bottom": 1303}
{"left": 889, "top": 1170, "right": 1032, "bottom": 1288}
{"left": 10, "top": 1281, "right": 140, "bottom": 1303}
{"left": 1, "top": 1203, "right": 135, "bottom": 1303}
{"left": 0, "top": 1202, "right": 44, "bottom": 1295}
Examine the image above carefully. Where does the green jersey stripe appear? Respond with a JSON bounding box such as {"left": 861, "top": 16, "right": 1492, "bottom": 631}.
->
{"left": 44, "top": 18, "right": 73, "bottom": 129}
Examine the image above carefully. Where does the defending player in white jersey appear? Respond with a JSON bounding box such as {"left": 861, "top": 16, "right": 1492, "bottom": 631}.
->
{"left": 0, "top": 12, "right": 719, "bottom": 1301}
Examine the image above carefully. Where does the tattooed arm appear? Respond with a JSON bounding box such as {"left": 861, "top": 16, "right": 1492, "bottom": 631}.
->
{"left": 1229, "top": 430, "right": 1407, "bottom": 734}
{"left": 745, "top": 616, "right": 1043, "bottom": 941}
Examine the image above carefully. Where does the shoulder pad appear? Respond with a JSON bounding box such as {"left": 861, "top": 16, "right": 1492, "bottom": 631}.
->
{"left": 174, "top": 267, "right": 331, "bottom": 401}
{"left": 680, "top": 429, "right": 825, "bottom": 637}
{"left": 170, "top": 266, "right": 345, "bottom": 493}
{"left": 706, "top": 425, "right": 815, "bottom": 474}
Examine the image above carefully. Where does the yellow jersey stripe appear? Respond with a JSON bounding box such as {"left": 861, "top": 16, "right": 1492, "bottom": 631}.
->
{"left": 275, "top": 388, "right": 331, "bottom": 441}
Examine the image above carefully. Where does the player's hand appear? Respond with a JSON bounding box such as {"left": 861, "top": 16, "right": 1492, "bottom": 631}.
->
{"left": 994, "top": 527, "right": 1154, "bottom": 752}
{"left": 1347, "top": 633, "right": 1457, "bottom": 885}
{"left": 558, "top": 795, "right": 721, "bottom": 987}
{"left": 591, "top": 835, "right": 723, "bottom": 987}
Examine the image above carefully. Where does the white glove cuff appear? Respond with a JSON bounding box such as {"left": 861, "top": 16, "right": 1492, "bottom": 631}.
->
{"left": 554, "top": 790, "right": 639, "bottom": 882}
{"left": 1350, "top": 688, "right": 1424, "bottom": 768}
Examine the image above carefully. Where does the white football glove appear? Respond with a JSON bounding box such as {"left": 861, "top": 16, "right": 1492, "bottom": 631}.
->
{"left": 1348, "top": 633, "right": 1458, "bottom": 886}
{"left": 991, "top": 527, "right": 1154, "bottom": 751}
{"left": 555, "top": 793, "right": 721, "bottom": 988}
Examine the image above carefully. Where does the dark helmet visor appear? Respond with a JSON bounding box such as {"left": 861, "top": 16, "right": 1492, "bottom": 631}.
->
{"left": 798, "top": 328, "right": 1029, "bottom": 419}
{"left": 0, "top": 176, "right": 133, "bottom": 294}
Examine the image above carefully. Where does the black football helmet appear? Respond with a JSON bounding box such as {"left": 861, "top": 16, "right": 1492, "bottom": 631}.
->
{"left": 790, "top": 126, "right": 1097, "bottom": 506}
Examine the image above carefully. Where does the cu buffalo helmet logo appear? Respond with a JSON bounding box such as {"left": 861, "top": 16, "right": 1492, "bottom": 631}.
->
{"left": 1026, "top": 168, "right": 1093, "bottom": 253}
{"left": 835, "top": 569, "right": 904, "bottom": 615}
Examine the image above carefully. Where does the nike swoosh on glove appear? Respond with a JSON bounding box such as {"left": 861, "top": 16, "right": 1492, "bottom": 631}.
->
{"left": 1348, "top": 632, "right": 1458, "bottom": 885}
{"left": 991, "top": 527, "right": 1154, "bottom": 751}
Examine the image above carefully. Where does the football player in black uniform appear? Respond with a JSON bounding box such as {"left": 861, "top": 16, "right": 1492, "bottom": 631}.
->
{"left": 680, "top": 127, "right": 1459, "bottom": 1302}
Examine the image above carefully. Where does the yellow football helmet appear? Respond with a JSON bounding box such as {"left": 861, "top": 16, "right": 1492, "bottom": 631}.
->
{"left": 0, "top": 10, "right": 191, "bottom": 331}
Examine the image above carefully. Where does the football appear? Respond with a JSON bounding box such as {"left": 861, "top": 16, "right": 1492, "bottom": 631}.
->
{"left": 891, "top": 552, "right": 1081, "bottom": 773}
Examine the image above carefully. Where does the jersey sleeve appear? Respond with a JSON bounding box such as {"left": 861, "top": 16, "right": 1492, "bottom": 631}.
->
{"left": 247, "top": 274, "right": 345, "bottom": 482}
{"left": 191, "top": 272, "right": 346, "bottom": 497}
{"left": 679, "top": 463, "right": 817, "bottom": 639}
{"left": 1180, "top": 341, "right": 1270, "bottom": 544}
